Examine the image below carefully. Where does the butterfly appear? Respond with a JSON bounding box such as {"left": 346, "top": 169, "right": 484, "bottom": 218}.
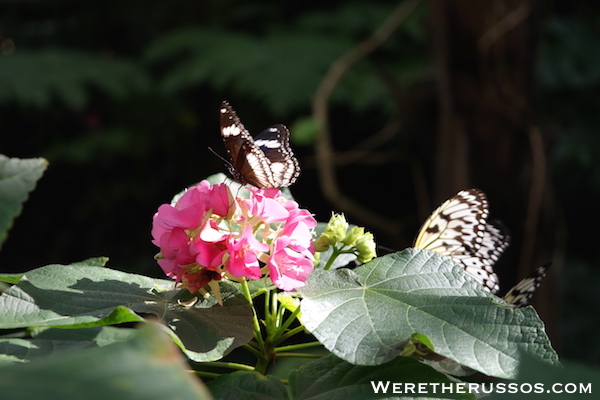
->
{"left": 503, "top": 263, "right": 550, "bottom": 308}
{"left": 413, "top": 188, "right": 507, "bottom": 294}
{"left": 219, "top": 101, "right": 300, "bottom": 189}
{"left": 413, "top": 188, "right": 549, "bottom": 308}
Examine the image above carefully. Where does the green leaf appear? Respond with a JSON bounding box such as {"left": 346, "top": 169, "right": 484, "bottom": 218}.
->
{"left": 207, "top": 371, "right": 289, "bottom": 400}
{"left": 69, "top": 256, "right": 110, "bottom": 267}
{"left": 0, "top": 272, "right": 24, "bottom": 285}
{"left": 0, "top": 49, "right": 150, "bottom": 108}
{"left": 32, "top": 325, "right": 137, "bottom": 346}
{"left": 0, "top": 155, "right": 48, "bottom": 248}
{"left": 487, "top": 352, "right": 599, "bottom": 399}
{"left": 0, "top": 323, "right": 213, "bottom": 400}
{"left": 0, "top": 326, "right": 138, "bottom": 364}
{"left": 0, "top": 262, "right": 254, "bottom": 361}
{"left": 289, "top": 354, "right": 472, "bottom": 400}
{"left": 298, "top": 248, "right": 558, "bottom": 379}
{"left": 290, "top": 116, "right": 320, "bottom": 146}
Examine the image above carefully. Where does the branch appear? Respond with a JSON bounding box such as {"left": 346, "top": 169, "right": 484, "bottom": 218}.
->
{"left": 312, "top": 0, "right": 423, "bottom": 239}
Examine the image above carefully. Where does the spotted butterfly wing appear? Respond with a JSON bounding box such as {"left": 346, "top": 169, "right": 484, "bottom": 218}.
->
{"left": 413, "top": 189, "right": 504, "bottom": 294}
{"left": 478, "top": 220, "right": 511, "bottom": 263}
{"left": 220, "top": 101, "right": 300, "bottom": 189}
{"left": 413, "top": 189, "right": 489, "bottom": 255}
{"left": 464, "top": 220, "right": 511, "bottom": 293}
{"left": 503, "top": 263, "right": 550, "bottom": 308}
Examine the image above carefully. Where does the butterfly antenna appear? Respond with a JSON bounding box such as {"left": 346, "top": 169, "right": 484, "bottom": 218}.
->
{"left": 376, "top": 244, "right": 397, "bottom": 255}
{"left": 208, "top": 146, "right": 232, "bottom": 165}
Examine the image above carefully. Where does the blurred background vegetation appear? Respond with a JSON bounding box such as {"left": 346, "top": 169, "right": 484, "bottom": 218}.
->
{"left": 1, "top": 0, "right": 598, "bottom": 366}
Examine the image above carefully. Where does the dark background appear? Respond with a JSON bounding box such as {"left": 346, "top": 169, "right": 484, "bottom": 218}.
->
{"left": 1, "top": 0, "right": 598, "bottom": 365}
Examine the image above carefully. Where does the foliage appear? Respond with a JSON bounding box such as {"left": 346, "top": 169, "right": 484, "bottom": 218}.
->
{"left": 486, "top": 352, "right": 600, "bottom": 400}
{"left": 0, "top": 157, "right": 568, "bottom": 398}
{"left": 0, "top": 1, "right": 431, "bottom": 280}
{"left": 1, "top": 0, "right": 600, "bottom": 396}
{"left": 299, "top": 250, "right": 557, "bottom": 379}
{"left": 0, "top": 155, "right": 47, "bottom": 249}
{"left": 142, "top": 2, "right": 429, "bottom": 117}
{"left": 0, "top": 323, "right": 213, "bottom": 400}
{"left": 0, "top": 49, "right": 149, "bottom": 109}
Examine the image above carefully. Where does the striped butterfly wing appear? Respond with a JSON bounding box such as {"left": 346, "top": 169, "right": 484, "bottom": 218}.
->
{"left": 466, "top": 220, "right": 511, "bottom": 293}
{"left": 219, "top": 101, "right": 300, "bottom": 189}
{"left": 254, "top": 124, "right": 300, "bottom": 188}
{"left": 413, "top": 189, "right": 503, "bottom": 293}
{"left": 503, "top": 263, "right": 550, "bottom": 308}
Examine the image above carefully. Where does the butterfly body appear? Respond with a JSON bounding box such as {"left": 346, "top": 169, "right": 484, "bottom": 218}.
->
{"left": 220, "top": 102, "right": 300, "bottom": 189}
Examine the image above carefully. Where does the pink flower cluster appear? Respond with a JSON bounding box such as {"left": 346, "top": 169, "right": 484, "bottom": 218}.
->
{"left": 151, "top": 181, "right": 316, "bottom": 292}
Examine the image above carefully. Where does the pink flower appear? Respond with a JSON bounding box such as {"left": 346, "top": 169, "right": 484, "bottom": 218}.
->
{"left": 268, "top": 237, "right": 314, "bottom": 291}
{"left": 191, "top": 219, "right": 228, "bottom": 269}
{"left": 243, "top": 188, "right": 289, "bottom": 223}
{"left": 151, "top": 180, "right": 317, "bottom": 293}
{"left": 225, "top": 227, "right": 268, "bottom": 279}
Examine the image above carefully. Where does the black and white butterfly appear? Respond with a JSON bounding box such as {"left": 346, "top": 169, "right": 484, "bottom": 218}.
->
{"left": 413, "top": 188, "right": 548, "bottom": 307}
{"left": 503, "top": 263, "right": 550, "bottom": 308}
{"left": 413, "top": 188, "right": 506, "bottom": 294}
{"left": 219, "top": 101, "right": 300, "bottom": 189}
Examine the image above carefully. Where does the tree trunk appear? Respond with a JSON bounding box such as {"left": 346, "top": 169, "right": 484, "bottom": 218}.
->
{"left": 430, "top": 0, "right": 559, "bottom": 349}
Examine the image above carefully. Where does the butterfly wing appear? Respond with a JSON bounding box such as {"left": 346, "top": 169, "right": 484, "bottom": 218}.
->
{"left": 503, "top": 263, "right": 550, "bottom": 308}
{"left": 457, "top": 254, "right": 500, "bottom": 294}
{"left": 462, "top": 220, "right": 510, "bottom": 293}
{"left": 478, "top": 220, "right": 511, "bottom": 263}
{"left": 413, "top": 189, "right": 489, "bottom": 254}
{"left": 219, "top": 101, "right": 299, "bottom": 189}
{"left": 220, "top": 101, "right": 274, "bottom": 188}
{"left": 413, "top": 189, "right": 505, "bottom": 293}
{"left": 254, "top": 125, "right": 300, "bottom": 187}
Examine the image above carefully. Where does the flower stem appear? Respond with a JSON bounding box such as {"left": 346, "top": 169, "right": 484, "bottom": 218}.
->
{"left": 275, "top": 352, "right": 324, "bottom": 358}
{"left": 322, "top": 247, "right": 340, "bottom": 271}
{"left": 323, "top": 246, "right": 358, "bottom": 270}
{"left": 271, "top": 304, "right": 301, "bottom": 344}
{"left": 323, "top": 245, "right": 353, "bottom": 270}
{"left": 243, "top": 344, "right": 261, "bottom": 359}
{"left": 263, "top": 288, "right": 272, "bottom": 330}
{"left": 254, "top": 354, "right": 271, "bottom": 375}
{"left": 240, "top": 279, "right": 267, "bottom": 361}
{"left": 273, "top": 325, "right": 306, "bottom": 345}
{"left": 199, "top": 361, "right": 255, "bottom": 371}
{"left": 275, "top": 341, "right": 323, "bottom": 353}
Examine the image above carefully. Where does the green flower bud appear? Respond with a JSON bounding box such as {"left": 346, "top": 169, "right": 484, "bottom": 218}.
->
{"left": 342, "top": 226, "right": 364, "bottom": 247}
{"left": 314, "top": 213, "right": 349, "bottom": 251}
{"left": 355, "top": 232, "right": 376, "bottom": 263}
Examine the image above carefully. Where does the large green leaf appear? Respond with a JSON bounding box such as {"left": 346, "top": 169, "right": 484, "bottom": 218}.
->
{"left": 0, "top": 326, "right": 138, "bottom": 365}
{"left": 487, "top": 352, "right": 599, "bottom": 399}
{"left": 0, "top": 323, "right": 213, "bottom": 400}
{"left": 0, "top": 260, "right": 254, "bottom": 361}
{"left": 0, "top": 155, "right": 48, "bottom": 249}
{"left": 207, "top": 371, "right": 289, "bottom": 400}
{"left": 298, "top": 248, "right": 558, "bottom": 379}
{"left": 289, "top": 354, "right": 471, "bottom": 400}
